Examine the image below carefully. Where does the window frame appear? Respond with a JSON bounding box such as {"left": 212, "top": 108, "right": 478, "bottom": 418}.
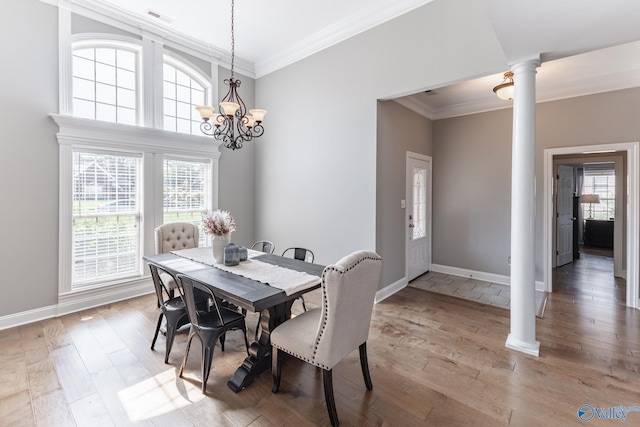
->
{"left": 53, "top": 114, "right": 220, "bottom": 297}
{"left": 71, "top": 148, "right": 143, "bottom": 287}
{"left": 71, "top": 38, "right": 143, "bottom": 125}
{"left": 162, "top": 53, "right": 213, "bottom": 135}
{"left": 55, "top": 12, "right": 222, "bottom": 301}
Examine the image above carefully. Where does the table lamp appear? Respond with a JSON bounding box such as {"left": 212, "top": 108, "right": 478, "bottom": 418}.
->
{"left": 581, "top": 194, "right": 600, "bottom": 218}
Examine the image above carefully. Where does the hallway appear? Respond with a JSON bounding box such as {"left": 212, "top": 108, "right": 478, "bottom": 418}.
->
{"left": 552, "top": 246, "right": 624, "bottom": 304}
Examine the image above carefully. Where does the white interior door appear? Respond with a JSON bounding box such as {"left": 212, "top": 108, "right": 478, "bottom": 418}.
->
{"left": 556, "top": 164, "right": 575, "bottom": 267}
{"left": 406, "top": 152, "right": 432, "bottom": 281}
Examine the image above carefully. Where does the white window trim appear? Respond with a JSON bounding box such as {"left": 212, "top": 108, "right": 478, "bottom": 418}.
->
{"left": 52, "top": 114, "right": 220, "bottom": 300}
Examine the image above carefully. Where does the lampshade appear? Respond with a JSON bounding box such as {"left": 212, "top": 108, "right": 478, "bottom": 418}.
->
{"left": 581, "top": 194, "right": 600, "bottom": 204}
{"left": 195, "top": 105, "right": 215, "bottom": 119}
{"left": 493, "top": 71, "right": 514, "bottom": 100}
{"left": 220, "top": 101, "right": 240, "bottom": 117}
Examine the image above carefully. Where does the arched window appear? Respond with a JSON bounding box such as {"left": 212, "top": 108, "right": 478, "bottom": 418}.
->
{"left": 72, "top": 40, "right": 141, "bottom": 125}
{"left": 163, "top": 55, "right": 211, "bottom": 135}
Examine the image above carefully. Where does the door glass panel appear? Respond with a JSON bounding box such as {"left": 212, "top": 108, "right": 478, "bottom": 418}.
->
{"left": 413, "top": 167, "right": 426, "bottom": 239}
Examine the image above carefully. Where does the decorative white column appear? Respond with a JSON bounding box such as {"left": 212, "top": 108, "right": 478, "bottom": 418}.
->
{"left": 506, "top": 57, "right": 541, "bottom": 357}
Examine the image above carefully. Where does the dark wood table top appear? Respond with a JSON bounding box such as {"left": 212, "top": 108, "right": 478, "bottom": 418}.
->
{"left": 143, "top": 251, "right": 325, "bottom": 312}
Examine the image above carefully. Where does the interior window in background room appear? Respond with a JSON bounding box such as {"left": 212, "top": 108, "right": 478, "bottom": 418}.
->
{"left": 72, "top": 43, "right": 139, "bottom": 125}
{"left": 582, "top": 166, "right": 615, "bottom": 220}
{"left": 163, "top": 158, "right": 211, "bottom": 246}
{"left": 163, "top": 57, "right": 210, "bottom": 134}
{"left": 72, "top": 151, "right": 142, "bottom": 287}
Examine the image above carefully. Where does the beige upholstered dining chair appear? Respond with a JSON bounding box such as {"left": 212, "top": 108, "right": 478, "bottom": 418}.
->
{"left": 271, "top": 250, "right": 382, "bottom": 427}
{"left": 154, "top": 222, "right": 199, "bottom": 289}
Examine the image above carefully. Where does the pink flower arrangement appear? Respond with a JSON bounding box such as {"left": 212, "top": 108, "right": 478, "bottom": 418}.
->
{"left": 202, "top": 209, "right": 236, "bottom": 236}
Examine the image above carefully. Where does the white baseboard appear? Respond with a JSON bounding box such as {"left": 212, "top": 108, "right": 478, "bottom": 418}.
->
{"left": 0, "top": 278, "right": 153, "bottom": 331}
{"left": 430, "top": 264, "right": 546, "bottom": 292}
{"left": 0, "top": 304, "right": 59, "bottom": 331}
{"left": 57, "top": 278, "right": 154, "bottom": 317}
{"left": 375, "top": 277, "right": 408, "bottom": 303}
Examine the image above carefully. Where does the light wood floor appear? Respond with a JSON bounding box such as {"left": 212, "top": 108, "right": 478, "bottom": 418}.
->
{"left": 1, "top": 250, "right": 639, "bottom": 426}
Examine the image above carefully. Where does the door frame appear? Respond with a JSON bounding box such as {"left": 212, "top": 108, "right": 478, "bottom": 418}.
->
{"left": 543, "top": 142, "right": 639, "bottom": 309}
{"left": 405, "top": 151, "right": 433, "bottom": 281}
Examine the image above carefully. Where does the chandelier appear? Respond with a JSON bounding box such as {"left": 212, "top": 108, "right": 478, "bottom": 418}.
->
{"left": 493, "top": 71, "right": 514, "bottom": 100}
{"left": 196, "top": 0, "right": 267, "bottom": 150}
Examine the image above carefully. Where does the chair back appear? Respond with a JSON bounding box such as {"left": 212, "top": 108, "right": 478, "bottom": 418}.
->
{"left": 149, "top": 264, "right": 174, "bottom": 308}
{"left": 252, "top": 240, "right": 275, "bottom": 254}
{"left": 313, "top": 251, "right": 381, "bottom": 369}
{"left": 155, "top": 222, "right": 199, "bottom": 254}
{"left": 176, "top": 274, "right": 229, "bottom": 329}
{"left": 282, "top": 247, "right": 314, "bottom": 263}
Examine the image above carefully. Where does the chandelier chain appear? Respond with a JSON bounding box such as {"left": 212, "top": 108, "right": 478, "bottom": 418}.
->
{"left": 230, "top": 0, "right": 235, "bottom": 77}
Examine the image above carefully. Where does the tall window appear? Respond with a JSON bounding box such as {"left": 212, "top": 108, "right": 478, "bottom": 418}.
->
{"left": 72, "top": 43, "right": 139, "bottom": 125}
{"left": 72, "top": 151, "right": 141, "bottom": 287}
{"left": 163, "top": 57, "right": 209, "bottom": 135}
{"left": 163, "top": 158, "right": 211, "bottom": 246}
{"left": 412, "top": 167, "right": 427, "bottom": 239}
{"left": 583, "top": 167, "right": 615, "bottom": 220}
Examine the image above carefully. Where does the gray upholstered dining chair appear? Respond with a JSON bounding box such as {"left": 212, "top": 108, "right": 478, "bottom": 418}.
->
{"left": 270, "top": 250, "right": 382, "bottom": 427}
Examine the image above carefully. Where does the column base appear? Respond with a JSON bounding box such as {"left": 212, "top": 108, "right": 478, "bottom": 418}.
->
{"left": 505, "top": 333, "right": 540, "bottom": 357}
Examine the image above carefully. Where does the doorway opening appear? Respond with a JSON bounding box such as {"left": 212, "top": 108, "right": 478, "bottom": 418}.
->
{"left": 543, "top": 142, "right": 639, "bottom": 309}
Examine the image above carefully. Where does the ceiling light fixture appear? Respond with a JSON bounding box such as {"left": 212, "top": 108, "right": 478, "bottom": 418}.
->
{"left": 196, "top": 0, "right": 266, "bottom": 150}
{"left": 493, "top": 71, "right": 514, "bottom": 100}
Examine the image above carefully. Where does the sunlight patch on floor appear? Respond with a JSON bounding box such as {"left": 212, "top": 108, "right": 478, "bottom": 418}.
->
{"left": 118, "top": 367, "right": 204, "bottom": 421}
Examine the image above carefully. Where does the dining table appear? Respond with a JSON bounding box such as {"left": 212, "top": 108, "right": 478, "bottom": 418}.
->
{"left": 143, "top": 247, "right": 325, "bottom": 392}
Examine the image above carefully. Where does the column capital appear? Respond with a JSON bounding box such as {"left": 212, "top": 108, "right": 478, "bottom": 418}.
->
{"left": 509, "top": 55, "right": 541, "bottom": 74}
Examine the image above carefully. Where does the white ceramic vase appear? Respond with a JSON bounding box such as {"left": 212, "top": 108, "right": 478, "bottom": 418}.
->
{"left": 211, "top": 233, "right": 230, "bottom": 264}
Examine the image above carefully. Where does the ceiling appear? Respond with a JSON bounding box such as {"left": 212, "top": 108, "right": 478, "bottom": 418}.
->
{"left": 85, "top": 0, "right": 640, "bottom": 119}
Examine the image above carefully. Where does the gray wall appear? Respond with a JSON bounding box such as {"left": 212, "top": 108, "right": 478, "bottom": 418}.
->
{"left": 0, "top": 0, "right": 256, "bottom": 318}
{"left": 376, "top": 101, "right": 432, "bottom": 287}
{"left": 432, "top": 108, "right": 513, "bottom": 275}
{"left": 0, "top": 0, "right": 60, "bottom": 315}
{"left": 432, "top": 87, "right": 640, "bottom": 281}
{"left": 255, "top": 0, "right": 506, "bottom": 277}
{"left": 217, "top": 67, "right": 256, "bottom": 248}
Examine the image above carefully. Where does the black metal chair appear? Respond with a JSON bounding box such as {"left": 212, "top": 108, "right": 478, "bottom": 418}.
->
{"left": 149, "top": 264, "right": 190, "bottom": 364}
{"left": 251, "top": 240, "right": 275, "bottom": 254}
{"left": 177, "top": 274, "right": 250, "bottom": 393}
{"left": 281, "top": 247, "right": 315, "bottom": 311}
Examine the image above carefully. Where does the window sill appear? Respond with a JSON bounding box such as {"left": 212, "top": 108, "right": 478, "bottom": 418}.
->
{"left": 58, "top": 275, "right": 153, "bottom": 317}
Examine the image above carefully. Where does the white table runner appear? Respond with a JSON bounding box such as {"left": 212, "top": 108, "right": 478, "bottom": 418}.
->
{"left": 171, "top": 247, "right": 321, "bottom": 296}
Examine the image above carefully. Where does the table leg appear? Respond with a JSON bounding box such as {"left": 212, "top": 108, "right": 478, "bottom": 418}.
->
{"left": 227, "top": 300, "right": 294, "bottom": 392}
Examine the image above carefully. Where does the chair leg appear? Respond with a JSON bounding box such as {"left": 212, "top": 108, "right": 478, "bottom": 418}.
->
{"left": 151, "top": 313, "right": 163, "bottom": 350}
{"left": 164, "top": 321, "right": 178, "bottom": 364}
{"left": 219, "top": 333, "right": 226, "bottom": 351}
{"left": 179, "top": 331, "right": 195, "bottom": 378}
{"left": 240, "top": 323, "right": 250, "bottom": 355}
{"left": 271, "top": 347, "right": 281, "bottom": 393}
{"left": 322, "top": 369, "right": 339, "bottom": 427}
{"left": 299, "top": 295, "right": 307, "bottom": 311}
{"left": 359, "top": 342, "right": 373, "bottom": 390}
{"left": 201, "top": 341, "right": 215, "bottom": 394}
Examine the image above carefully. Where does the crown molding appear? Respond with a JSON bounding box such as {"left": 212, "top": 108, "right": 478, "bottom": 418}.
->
{"left": 392, "top": 97, "right": 436, "bottom": 120}
{"left": 255, "top": 0, "right": 435, "bottom": 78}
